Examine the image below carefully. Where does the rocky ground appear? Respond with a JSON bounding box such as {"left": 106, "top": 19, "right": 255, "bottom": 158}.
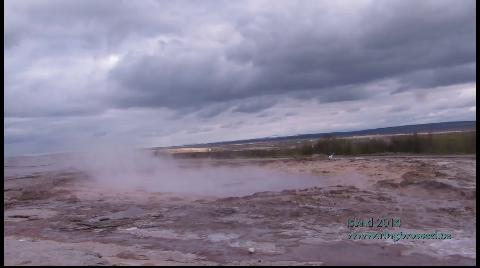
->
{"left": 4, "top": 155, "right": 476, "bottom": 265}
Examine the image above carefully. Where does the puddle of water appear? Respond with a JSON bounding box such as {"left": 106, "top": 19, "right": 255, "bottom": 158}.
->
{"left": 112, "top": 166, "right": 371, "bottom": 197}
{"left": 94, "top": 166, "right": 328, "bottom": 197}
{"left": 5, "top": 153, "right": 369, "bottom": 198}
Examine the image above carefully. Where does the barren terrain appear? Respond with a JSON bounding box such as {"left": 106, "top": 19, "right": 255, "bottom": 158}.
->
{"left": 4, "top": 155, "right": 476, "bottom": 265}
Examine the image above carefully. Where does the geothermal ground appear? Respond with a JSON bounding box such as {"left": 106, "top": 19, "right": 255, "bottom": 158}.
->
{"left": 4, "top": 155, "right": 476, "bottom": 265}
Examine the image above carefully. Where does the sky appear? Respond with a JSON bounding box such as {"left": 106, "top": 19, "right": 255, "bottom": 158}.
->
{"left": 4, "top": 0, "right": 476, "bottom": 156}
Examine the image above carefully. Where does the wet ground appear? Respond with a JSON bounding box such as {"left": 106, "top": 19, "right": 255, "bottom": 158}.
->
{"left": 4, "top": 155, "right": 476, "bottom": 265}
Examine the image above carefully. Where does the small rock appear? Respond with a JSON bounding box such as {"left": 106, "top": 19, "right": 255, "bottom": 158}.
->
{"left": 248, "top": 247, "right": 255, "bottom": 254}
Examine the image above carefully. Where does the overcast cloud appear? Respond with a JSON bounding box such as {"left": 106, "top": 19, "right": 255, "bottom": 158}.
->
{"left": 4, "top": 0, "right": 476, "bottom": 156}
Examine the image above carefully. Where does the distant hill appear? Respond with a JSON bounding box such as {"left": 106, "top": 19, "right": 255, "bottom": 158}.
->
{"left": 180, "top": 121, "right": 476, "bottom": 147}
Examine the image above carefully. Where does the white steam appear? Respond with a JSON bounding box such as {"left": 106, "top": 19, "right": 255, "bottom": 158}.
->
{"left": 70, "top": 147, "right": 323, "bottom": 197}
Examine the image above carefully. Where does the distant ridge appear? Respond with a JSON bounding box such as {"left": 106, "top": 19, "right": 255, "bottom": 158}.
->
{"left": 178, "top": 121, "right": 476, "bottom": 148}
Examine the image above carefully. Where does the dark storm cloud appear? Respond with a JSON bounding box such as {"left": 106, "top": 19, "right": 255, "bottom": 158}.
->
{"left": 196, "top": 103, "right": 232, "bottom": 118}
{"left": 106, "top": 0, "right": 475, "bottom": 111}
{"left": 388, "top": 105, "right": 410, "bottom": 113}
{"left": 5, "top": 0, "right": 476, "bottom": 114}
{"left": 4, "top": 0, "right": 180, "bottom": 51}
{"left": 346, "top": 107, "right": 362, "bottom": 113}
{"left": 396, "top": 63, "right": 476, "bottom": 90}
{"left": 220, "top": 121, "right": 245, "bottom": 129}
{"left": 232, "top": 98, "right": 276, "bottom": 113}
